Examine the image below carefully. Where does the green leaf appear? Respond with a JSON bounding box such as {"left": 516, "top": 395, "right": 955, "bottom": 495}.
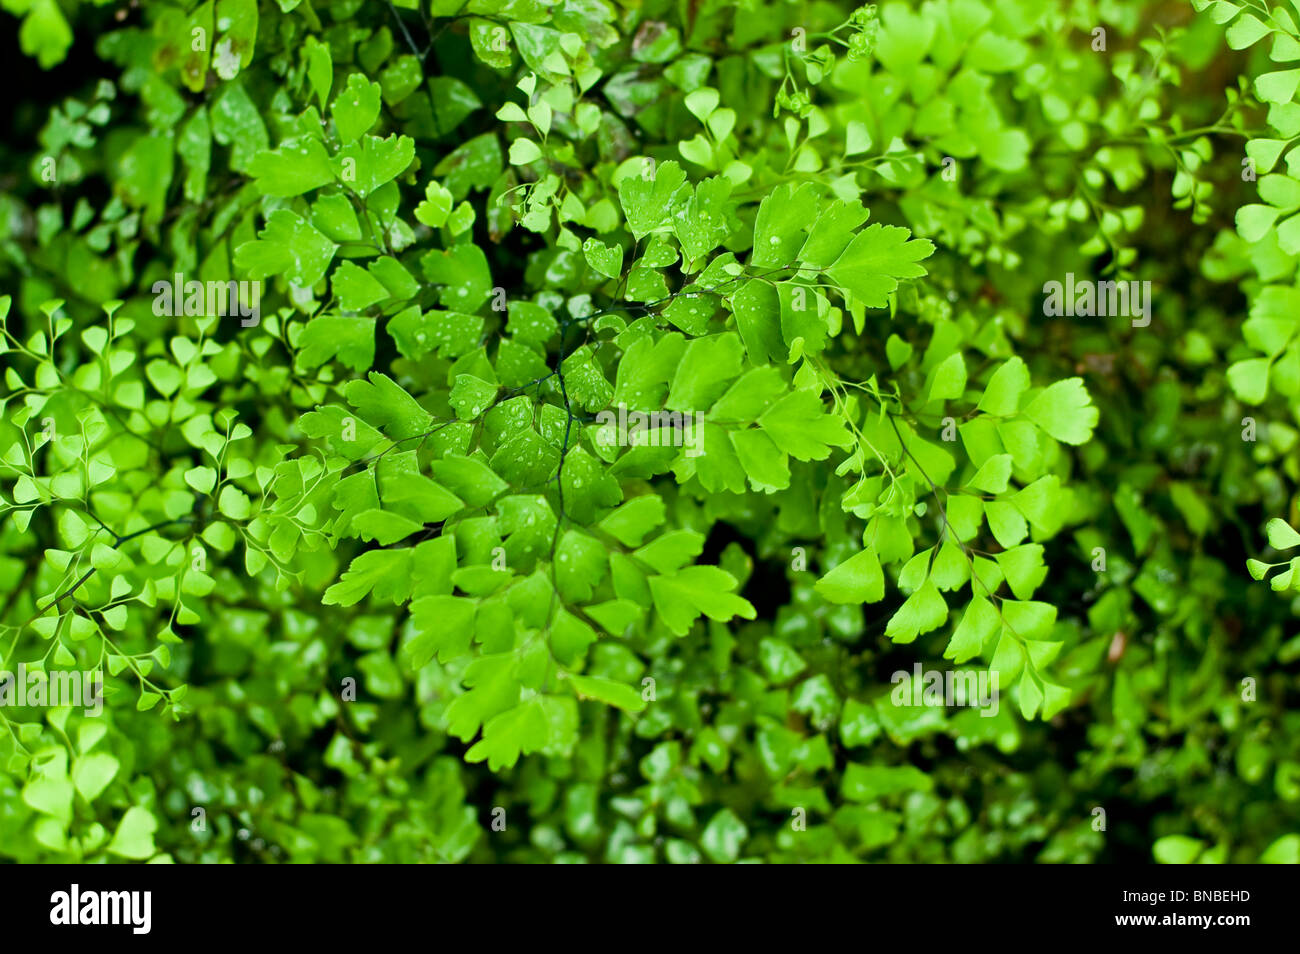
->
{"left": 449, "top": 374, "right": 498, "bottom": 420}
{"left": 422, "top": 243, "right": 493, "bottom": 310}
{"left": 345, "top": 373, "right": 430, "bottom": 439}
{"left": 1237, "top": 203, "right": 1281, "bottom": 242}
{"left": 303, "top": 35, "right": 333, "bottom": 109}
{"left": 927, "top": 352, "right": 967, "bottom": 402}
{"left": 945, "top": 596, "right": 1000, "bottom": 663}
{"left": 815, "top": 548, "right": 885, "bottom": 603}
{"left": 752, "top": 182, "right": 819, "bottom": 267}
{"left": 465, "top": 695, "right": 567, "bottom": 771}
{"left": 331, "top": 262, "right": 391, "bottom": 311}
{"left": 1001, "top": 600, "right": 1057, "bottom": 640}
{"left": 674, "top": 176, "right": 732, "bottom": 261}
{"left": 249, "top": 137, "right": 335, "bottom": 196}
{"left": 583, "top": 238, "right": 624, "bottom": 279}
{"left": 1226, "top": 357, "right": 1271, "bottom": 404}
{"left": 1257, "top": 69, "right": 1300, "bottom": 104}
{"left": 598, "top": 495, "right": 666, "bottom": 546}
{"left": 666, "top": 334, "right": 743, "bottom": 411}
{"left": 73, "top": 752, "right": 119, "bottom": 802}
{"left": 405, "top": 595, "right": 477, "bottom": 667}
{"left": 885, "top": 579, "right": 948, "bottom": 643}
{"left": 218, "top": 484, "right": 252, "bottom": 520}
{"left": 298, "top": 315, "right": 375, "bottom": 370}
{"left": 758, "top": 389, "right": 852, "bottom": 460}
{"left": 508, "top": 138, "right": 542, "bottom": 165}
{"left": 334, "top": 134, "right": 416, "bottom": 198}
{"left": 967, "top": 454, "right": 1012, "bottom": 494}
{"left": 758, "top": 637, "right": 807, "bottom": 681}
{"left": 414, "top": 181, "right": 454, "bottom": 228}
{"left": 699, "top": 808, "right": 748, "bottom": 863}
{"left": 996, "top": 544, "right": 1047, "bottom": 599}
{"left": 1260, "top": 834, "right": 1300, "bottom": 864}
{"left": 618, "top": 160, "right": 688, "bottom": 238}
{"left": 825, "top": 224, "right": 935, "bottom": 308}
{"left": 1153, "top": 834, "right": 1205, "bottom": 864}
{"left": 1266, "top": 518, "right": 1300, "bottom": 549}
{"left": 234, "top": 209, "right": 336, "bottom": 288}
{"left": 107, "top": 806, "right": 158, "bottom": 859}
{"left": 842, "top": 763, "right": 933, "bottom": 801}
{"left": 1225, "top": 13, "right": 1270, "bottom": 50}
{"left": 16, "top": 0, "right": 73, "bottom": 68}
{"left": 323, "top": 549, "right": 419, "bottom": 606}
{"left": 333, "top": 73, "right": 382, "bottom": 143}
{"left": 23, "top": 775, "right": 74, "bottom": 824}
{"left": 567, "top": 674, "right": 646, "bottom": 712}
{"left": 977, "top": 356, "right": 1029, "bottom": 416}
{"left": 184, "top": 466, "right": 217, "bottom": 495}
{"left": 648, "top": 565, "right": 756, "bottom": 635}
{"left": 430, "top": 454, "right": 509, "bottom": 508}
{"left": 1022, "top": 378, "right": 1099, "bottom": 445}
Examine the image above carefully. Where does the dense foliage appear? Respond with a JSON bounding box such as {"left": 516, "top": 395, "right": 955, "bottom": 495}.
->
{"left": 0, "top": 0, "right": 1297, "bottom": 864}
